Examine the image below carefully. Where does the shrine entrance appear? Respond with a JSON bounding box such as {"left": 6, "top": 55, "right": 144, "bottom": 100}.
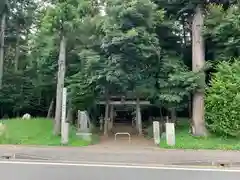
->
{"left": 97, "top": 95, "right": 151, "bottom": 137}
{"left": 110, "top": 106, "right": 136, "bottom": 136}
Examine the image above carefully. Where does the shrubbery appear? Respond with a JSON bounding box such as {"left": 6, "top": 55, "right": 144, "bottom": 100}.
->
{"left": 205, "top": 59, "right": 240, "bottom": 137}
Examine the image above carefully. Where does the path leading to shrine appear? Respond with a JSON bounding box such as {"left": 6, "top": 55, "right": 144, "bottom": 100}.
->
{"left": 97, "top": 122, "right": 155, "bottom": 149}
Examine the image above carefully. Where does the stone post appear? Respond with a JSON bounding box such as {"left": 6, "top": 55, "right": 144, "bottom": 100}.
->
{"left": 153, "top": 121, "right": 160, "bottom": 145}
{"left": 108, "top": 105, "right": 114, "bottom": 131}
{"left": 136, "top": 98, "right": 142, "bottom": 135}
{"left": 166, "top": 122, "right": 175, "bottom": 146}
{"left": 61, "top": 88, "right": 69, "bottom": 145}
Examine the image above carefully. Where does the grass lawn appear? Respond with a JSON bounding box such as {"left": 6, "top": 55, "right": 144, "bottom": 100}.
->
{"left": 160, "top": 120, "right": 240, "bottom": 150}
{"left": 0, "top": 118, "right": 97, "bottom": 146}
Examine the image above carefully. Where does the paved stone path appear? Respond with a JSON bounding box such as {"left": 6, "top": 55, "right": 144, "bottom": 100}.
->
{"left": 99, "top": 122, "right": 155, "bottom": 148}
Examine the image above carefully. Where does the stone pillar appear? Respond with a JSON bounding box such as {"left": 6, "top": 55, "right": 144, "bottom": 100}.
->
{"left": 80, "top": 111, "right": 88, "bottom": 132}
{"left": 61, "top": 88, "right": 69, "bottom": 145}
{"left": 153, "top": 121, "right": 160, "bottom": 145}
{"left": 136, "top": 98, "right": 142, "bottom": 135}
{"left": 99, "top": 116, "right": 103, "bottom": 131}
{"left": 77, "top": 110, "right": 90, "bottom": 133}
{"left": 133, "top": 110, "right": 137, "bottom": 130}
{"left": 109, "top": 105, "right": 114, "bottom": 130}
{"left": 166, "top": 122, "right": 175, "bottom": 146}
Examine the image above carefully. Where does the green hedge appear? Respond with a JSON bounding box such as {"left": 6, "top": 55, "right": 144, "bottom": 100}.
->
{"left": 205, "top": 59, "right": 240, "bottom": 137}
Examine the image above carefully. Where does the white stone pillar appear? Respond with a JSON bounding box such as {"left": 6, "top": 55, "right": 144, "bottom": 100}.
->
{"left": 166, "top": 122, "right": 175, "bottom": 146}
{"left": 153, "top": 121, "right": 160, "bottom": 145}
{"left": 61, "top": 88, "right": 69, "bottom": 145}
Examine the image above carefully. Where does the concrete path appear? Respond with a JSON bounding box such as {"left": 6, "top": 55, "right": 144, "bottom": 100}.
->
{"left": 0, "top": 160, "right": 239, "bottom": 180}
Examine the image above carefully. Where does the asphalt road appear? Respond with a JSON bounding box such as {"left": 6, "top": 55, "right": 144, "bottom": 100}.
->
{"left": 1, "top": 160, "right": 240, "bottom": 180}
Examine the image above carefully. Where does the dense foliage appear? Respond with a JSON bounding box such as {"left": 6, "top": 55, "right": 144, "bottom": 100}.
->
{"left": 0, "top": 0, "right": 239, "bottom": 137}
{"left": 204, "top": 4, "right": 240, "bottom": 137}
{"left": 204, "top": 4, "right": 240, "bottom": 61}
{"left": 205, "top": 59, "right": 240, "bottom": 137}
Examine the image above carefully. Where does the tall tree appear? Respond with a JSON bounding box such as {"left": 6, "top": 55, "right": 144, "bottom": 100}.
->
{"left": 155, "top": 0, "right": 236, "bottom": 136}
{"left": 38, "top": 0, "right": 98, "bottom": 134}
{"left": 0, "top": 0, "right": 9, "bottom": 89}
{"left": 191, "top": 5, "right": 206, "bottom": 136}
{"left": 102, "top": 0, "right": 163, "bottom": 134}
{"left": 9, "top": 0, "right": 38, "bottom": 71}
{"left": 204, "top": 3, "right": 240, "bottom": 61}
{"left": 191, "top": 0, "right": 235, "bottom": 136}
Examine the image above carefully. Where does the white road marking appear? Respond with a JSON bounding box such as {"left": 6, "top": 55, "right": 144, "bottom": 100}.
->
{"left": 0, "top": 160, "right": 240, "bottom": 172}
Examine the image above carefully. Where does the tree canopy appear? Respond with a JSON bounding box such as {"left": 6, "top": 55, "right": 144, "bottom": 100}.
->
{"left": 0, "top": 0, "right": 239, "bottom": 137}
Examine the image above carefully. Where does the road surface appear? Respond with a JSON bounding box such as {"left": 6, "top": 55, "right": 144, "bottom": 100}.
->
{"left": 0, "top": 160, "right": 239, "bottom": 180}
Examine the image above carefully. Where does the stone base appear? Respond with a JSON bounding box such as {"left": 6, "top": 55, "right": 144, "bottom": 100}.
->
{"left": 76, "top": 132, "right": 92, "bottom": 141}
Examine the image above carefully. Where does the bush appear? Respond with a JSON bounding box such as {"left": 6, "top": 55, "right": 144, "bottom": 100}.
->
{"left": 205, "top": 59, "right": 240, "bottom": 137}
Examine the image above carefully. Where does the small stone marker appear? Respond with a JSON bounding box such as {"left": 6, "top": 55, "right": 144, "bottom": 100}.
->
{"left": 165, "top": 122, "right": 175, "bottom": 146}
{"left": 153, "top": 121, "right": 160, "bottom": 145}
{"left": 22, "top": 113, "right": 31, "bottom": 119}
{"left": 76, "top": 110, "right": 92, "bottom": 141}
{"left": 61, "top": 88, "right": 69, "bottom": 145}
{"left": 0, "top": 123, "right": 6, "bottom": 136}
{"left": 78, "top": 110, "right": 90, "bottom": 133}
{"left": 76, "top": 132, "right": 92, "bottom": 141}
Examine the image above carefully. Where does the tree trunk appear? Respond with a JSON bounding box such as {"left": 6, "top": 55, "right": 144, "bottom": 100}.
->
{"left": 170, "top": 108, "right": 177, "bottom": 123}
{"left": 47, "top": 99, "right": 54, "bottom": 118}
{"left": 54, "top": 35, "right": 66, "bottom": 135}
{"left": 66, "top": 96, "right": 73, "bottom": 124}
{"left": 159, "top": 106, "right": 163, "bottom": 121}
{"left": 0, "top": 12, "right": 6, "bottom": 89}
{"left": 188, "top": 94, "right": 192, "bottom": 119}
{"left": 14, "top": 27, "right": 20, "bottom": 71}
{"left": 192, "top": 6, "right": 207, "bottom": 136}
{"left": 188, "top": 94, "right": 193, "bottom": 133}
{"left": 66, "top": 107, "right": 73, "bottom": 124}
